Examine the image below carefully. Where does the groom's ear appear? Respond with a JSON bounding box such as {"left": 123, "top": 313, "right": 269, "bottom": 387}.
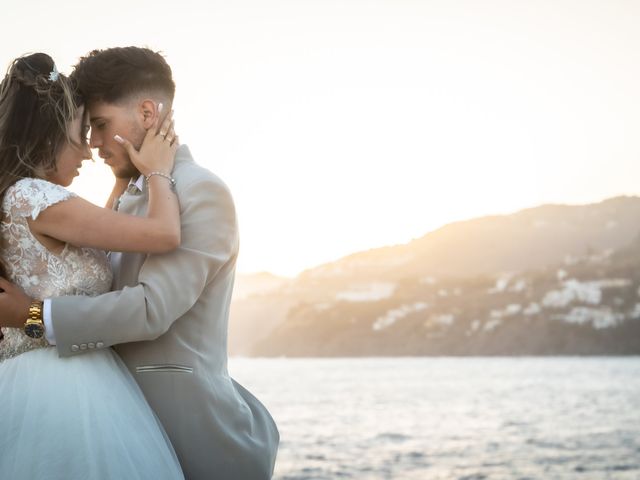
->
{"left": 140, "top": 99, "right": 159, "bottom": 130}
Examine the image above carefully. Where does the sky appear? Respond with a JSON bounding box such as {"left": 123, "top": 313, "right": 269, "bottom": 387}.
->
{"left": 2, "top": 0, "right": 640, "bottom": 276}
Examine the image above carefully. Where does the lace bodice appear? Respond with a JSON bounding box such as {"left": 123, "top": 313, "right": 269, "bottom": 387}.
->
{"left": 0, "top": 178, "right": 112, "bottom": 361}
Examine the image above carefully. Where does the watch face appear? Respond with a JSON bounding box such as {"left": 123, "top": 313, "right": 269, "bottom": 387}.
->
{"left": 25, "top": 323, "right": 44, "bottom": 339}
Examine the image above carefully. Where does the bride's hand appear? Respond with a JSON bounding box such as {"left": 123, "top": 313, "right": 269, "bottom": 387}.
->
{"left": 113, "top": 107, "right": 179, "bottom": 177}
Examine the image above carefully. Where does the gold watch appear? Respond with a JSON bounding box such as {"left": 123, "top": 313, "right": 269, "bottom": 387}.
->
{"left": 24, "top": 300, "right": 45, "bottom": 339}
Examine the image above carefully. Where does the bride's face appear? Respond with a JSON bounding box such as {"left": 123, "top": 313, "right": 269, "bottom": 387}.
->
{"left": 48, "top": 106, "right": 92, "bottom": 187}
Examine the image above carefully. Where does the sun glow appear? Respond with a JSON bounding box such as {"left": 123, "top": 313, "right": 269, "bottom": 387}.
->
{"left": 4, "top": 0, "right": 640, "bottom": 276}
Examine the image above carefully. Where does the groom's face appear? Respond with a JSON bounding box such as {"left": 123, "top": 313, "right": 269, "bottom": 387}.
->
{"left": 87, "top": 100, "right": 146, "bottom": 179}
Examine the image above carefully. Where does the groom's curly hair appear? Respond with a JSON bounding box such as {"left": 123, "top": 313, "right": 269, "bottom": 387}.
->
{"left": 70, "top": 47, "right": 175, "bottom": 104}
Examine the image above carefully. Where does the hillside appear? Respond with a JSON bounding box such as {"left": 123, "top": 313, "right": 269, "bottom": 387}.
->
{"left": 230, "top": 196, "right": 640, "bottom": 356}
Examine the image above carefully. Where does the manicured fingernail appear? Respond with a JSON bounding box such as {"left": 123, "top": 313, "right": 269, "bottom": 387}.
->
{"left": 114, "top": 134, "right": 124, "bottom": 144}
{"left": 158, "top": 103, "right": 164, "bottom": 113}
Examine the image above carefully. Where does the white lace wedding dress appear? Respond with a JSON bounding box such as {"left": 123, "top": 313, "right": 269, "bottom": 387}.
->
{"left": 0, "top": 178, "right": 184, "bottom": 479}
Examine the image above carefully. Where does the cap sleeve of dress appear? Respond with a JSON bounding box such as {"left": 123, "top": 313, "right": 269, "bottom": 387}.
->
{"left": 2, "top": 178, "right": 78, "bottom": 220}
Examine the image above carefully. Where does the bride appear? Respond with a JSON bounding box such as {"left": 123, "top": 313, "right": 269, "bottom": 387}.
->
{"left": 0, "top": 53, "right": 184, "bottom": 479}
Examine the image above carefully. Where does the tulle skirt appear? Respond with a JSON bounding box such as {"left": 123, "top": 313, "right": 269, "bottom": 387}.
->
{"left": 0, "top": 346, "right": 184, "bottom": 480}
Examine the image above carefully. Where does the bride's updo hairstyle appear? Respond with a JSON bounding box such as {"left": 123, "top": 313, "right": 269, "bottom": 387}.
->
{"left": 0, "top": 53, "right": 83, "bottom": 277}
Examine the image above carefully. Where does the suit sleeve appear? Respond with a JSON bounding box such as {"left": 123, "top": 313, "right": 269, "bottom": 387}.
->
{"left": 50, "top": 177, "right": 238, "bottom": 357}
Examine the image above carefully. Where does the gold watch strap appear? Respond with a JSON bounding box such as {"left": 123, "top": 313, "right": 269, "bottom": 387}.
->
{"left": 28, "top": 300, "right": 44, "bottom": 323}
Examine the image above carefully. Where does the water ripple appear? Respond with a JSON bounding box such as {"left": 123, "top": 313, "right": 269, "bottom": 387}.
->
{"left": 229, "top": 357, "right": 640, "bottom": 480}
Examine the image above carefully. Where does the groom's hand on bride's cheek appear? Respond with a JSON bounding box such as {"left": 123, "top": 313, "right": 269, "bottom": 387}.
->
{"left": 0, "top": 277, "right": 32, "bottom": 329}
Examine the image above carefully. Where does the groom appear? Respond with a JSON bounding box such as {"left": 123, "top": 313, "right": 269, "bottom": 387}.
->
{"left": 0, "top": 47, "right": 278, "bottom": 479}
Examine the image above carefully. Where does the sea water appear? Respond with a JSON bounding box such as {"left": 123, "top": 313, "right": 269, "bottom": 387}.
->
{"left": 228, "top": 357, "right": 640, "bottom": 479}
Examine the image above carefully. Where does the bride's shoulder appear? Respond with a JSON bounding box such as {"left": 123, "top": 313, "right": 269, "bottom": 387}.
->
{"left": 3, "top": 177, "right": 77, "bottom": 220}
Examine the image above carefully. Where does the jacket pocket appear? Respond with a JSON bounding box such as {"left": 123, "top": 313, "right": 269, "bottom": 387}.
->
{"left": 136, "top": 364, "right": 194, "bottom": 374}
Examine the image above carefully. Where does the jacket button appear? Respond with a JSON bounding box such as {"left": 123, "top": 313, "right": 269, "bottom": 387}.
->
{"left": 88, "top": 343, "right": 96, "bottom": 349}
{"left": 96, "top": 342, "right": 104, "bottom": 348}
{"left": 80, "top": 343, "right": 88, "bottom": 350}
{"left": 71, "top": 345, "right": 79, "bottom": 352}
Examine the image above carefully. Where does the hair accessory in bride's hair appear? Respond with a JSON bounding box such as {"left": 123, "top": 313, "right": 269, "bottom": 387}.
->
{"left": 48, "top": 64, "right": 59, "bottom": 82}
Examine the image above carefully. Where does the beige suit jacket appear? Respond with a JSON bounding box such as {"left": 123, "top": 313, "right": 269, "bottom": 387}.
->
{"left": 51, "top": 145, "right": 279, "bottom": 479}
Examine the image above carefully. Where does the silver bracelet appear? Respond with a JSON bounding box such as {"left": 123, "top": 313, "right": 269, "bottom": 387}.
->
{"left": 146, "top": 171, "right": 177, "bottom": 191}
